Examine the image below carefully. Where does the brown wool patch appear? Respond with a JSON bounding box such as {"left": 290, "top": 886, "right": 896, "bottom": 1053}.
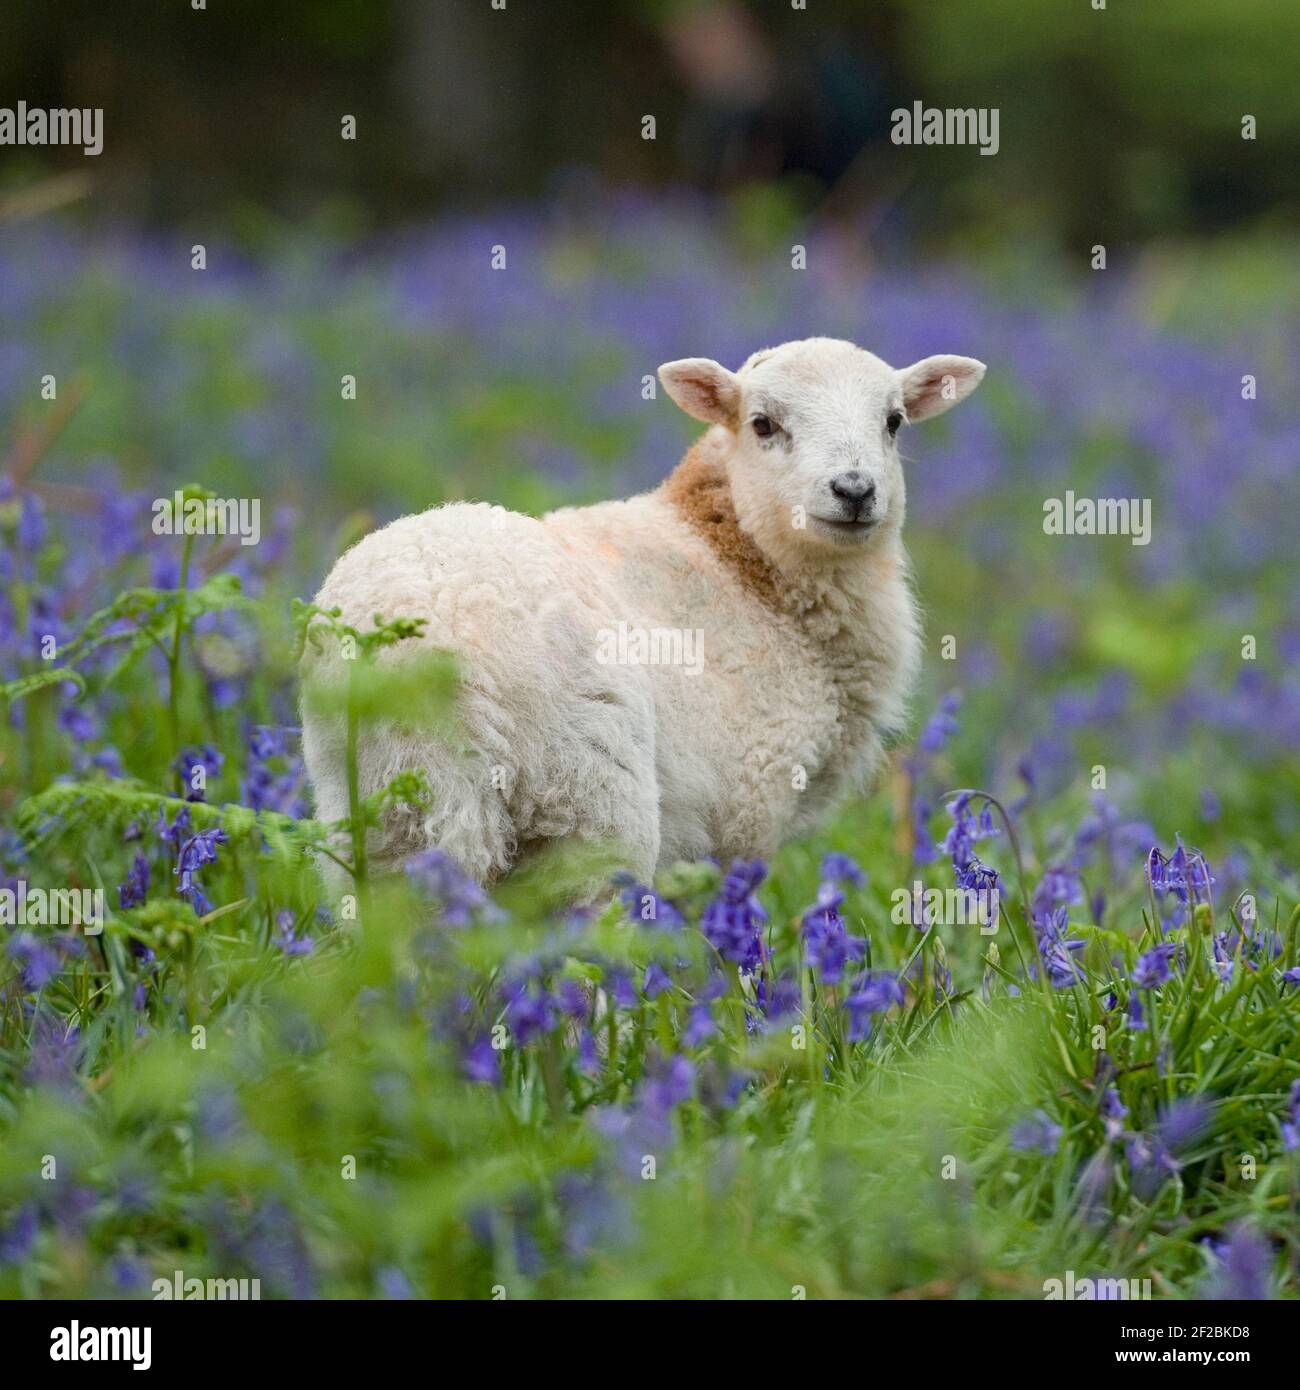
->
{"left": 662, "top": 438, "right": 783, "bottom": 609}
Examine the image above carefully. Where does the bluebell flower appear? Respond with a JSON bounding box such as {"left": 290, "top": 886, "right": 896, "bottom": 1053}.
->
{"left": 1148, "top": 838, "right": 1214, "bottom": 906}
{"left": 273, "top": 910, "right": 314, "bottom": 957}
{"left": 1126, "top": 1098, "right": 1211, "bottom": 1200}
{"left": 175, "top": 744, "right": 224, "bottom": 802}
{"left": 619, "top": 881, "right": 684, "bottom": 928}
{"left": 404, "top": 847, "right": 501, "bottom": 926}
{"left": 643, "top": 961, "right": 672, "bottom": 999}
{"left": 502, "top": 979, "right": 557, "bottom": 1045}
{"left": 916, "top": 690, "right": 961, "bottom": 753}
{"left": 943, "top": 792, "right": 998, "bottom": 875}
{"left": 820, "top": 851, "right": 866, "bottom": 888}
{"left": 6, "top": 932, "right": 62, "bottom": 990}
{"left": 576, "top": 1029, "right": 600, "bottom": 1076}
{"left": 844, "top": 971, "right": 904, "bottom": 1043}
{"left": 555, "top": 979, "right": 590, "bottom": 1022}
{"left": 640, "top": 1050, "right": 694, "bottom": 1113}
{"left": 1101, "top": 1086, "right": 1128, "bottom": 1142}
{"left": 1126, "top": 992, "right": 1147, "bottom": 1031}
{"left": 683, "top": 1004, "right": 717, "bottom": 1048}
{"left": 606, "top": 969, "right": 637, "bottom": 1009}
{"left": 174, "top": 826, "right": 227, "bottom": 914}
{"left": 1031, "top": 864, "right": 1083, "bottom": 917}
{"left": 1200, "top": 1225, "right": 1273, "bottom": 1300}
{"left": 801, "top": 885, "right": 866, "bottom": 985}
{"left": 701, "top": 859, "right": 768, "bottom": 971}
{"left": 1132, "top": 942, "right": 1179, "bottom": 989}
{"left": 377, "top": 1267, "right": 415, "bottom": 1299}
{"left": 462, "top": 1035, "right": 501, "bottom": 1086}
{"left": 1010, "top": 1109, "right": 1062, "bottom": 1154}
{"left": 1033, "top": 906, "right": 1086, "bottom": 987}
{"left": 1279, "top": 1080, "right": 1300, "bottom": 1153}
{"left": 754, "top": 971, "right": 800, "bottom": 1022}
{"left": 242, "top": 724, "right": 307, "bottom": 817}
{"left": 0, "top": 1204, "right": 38, "bottom": 1265}
{"left": 118, "top": 852, "right": 150, "bottom": 910}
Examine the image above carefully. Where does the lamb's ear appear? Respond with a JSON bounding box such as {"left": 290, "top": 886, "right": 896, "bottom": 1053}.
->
{"left": 898, "top": 355, "right": 986, "bottom": 423}
{"left": 658, "top": 358, "right": 740, "bottom": 428}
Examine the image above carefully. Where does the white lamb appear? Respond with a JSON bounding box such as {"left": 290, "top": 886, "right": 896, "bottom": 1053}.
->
{"left": 301, "top": 337, "right": 985, "bottom": 890}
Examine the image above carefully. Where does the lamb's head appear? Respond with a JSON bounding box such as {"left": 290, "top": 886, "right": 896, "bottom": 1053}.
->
{"left": 659, "top": 337, "right": 985, "bottom": 567}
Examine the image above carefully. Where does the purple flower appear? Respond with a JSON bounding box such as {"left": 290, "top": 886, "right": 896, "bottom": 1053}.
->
{"left": 272, "top": 910, "right": 314, "bottom": 957}
{"left": 1010, "top": 1109, "right": 1062, "bottom": 1154}
{"left": 755, "top": 971, "right": 800, "bottom": 1022}
{"left": 1148, "top": 838, "right": 1214, "bottom": 906}
{"left": 175, "top": 744, "right": 224, "bottom": 802}
{"left": 643, "top": 961, "right": 672, "bottom": 999}
{"left": 555, "top": 979, "right": 590, "bottom": 1022}
{"left": 820, "top": 852, "right": 866, "bottom": 888}
{"left": 1034, "top": 906, "right": 1086, "bottom": 988}
{"left": 1126, "top": 992, "right": 1147, "bottom": 1031}
{"left": 844, "top": 971, "right": 904, "bottom": 1042}
{"left": 943, "top": 792, "right": 997, "bottom": 876}
{"left": 462, "top": 1035, "right": 501, "bottom": 1086}
{"left": 641, "top": 1051, "right": 694, "bottom": 1113}
{"left": 917, "top": 690, "right": 961, "bottom": 753}
{"left": 1072, "top": 796, "right": 1156, "bottom": 876}
{"left": 1125, "top": 1130, "right": 1179, "bottom": 1199}
{"left": 0, "top": 1204, "right": 38, "bottom": 1265}
{"left": 25, "top": 1013, "right": 83, "bottom": 1092}
{"left": 576, "top": 1030, "right": 600, "bottom": 1076}
{"left": 1127, "top": 1098, "right": 1211, "bottom": 1200}
{"left": 404, "top": 848, "right": 500, "bottom": 926}
{"left": 502, "top": 980, "right": 557, "bottom": 1045}
{"left": 242, "top": 724, "right": 307, "bottom": 817}
{"left": 174, "top": 826, "right": 228, "bottom": 914}
{"left": 606, "top": 970, "right": 637, "bottom": 1009}
{"left": 619, "top": 882, "right": 684, "bottom": 929}
{"left": 377, "top": 1267, "right": 415, "bottom": 1299}
{"left": 683, "top": 1004, "right": 717, "bottom": 1047}
{"left": 1132, "top": 942, "right": 1179, "bottom": 989}
{"left": 1031, "top": 864, "right": 1083, "bottom": 918}
{"left": 701, "top": 860, "right": 768, "bottom": 971}
{"left": 1101, "top": 1086, "right": 1128, "bottom": 1142}
{"left": 801, "top": 885, "right": 866, "bottom": 985}
{"left": 6, "top": 932, "right": 61, "bottom": 990}
{"left": 118, "top": 852, "right": 150, "bottom": 910}
{"left": 158, "top": 805, "right": 192, "bottom": 848}
{"left": 1201, "top": 1225, "right": 1273, "bottom": 1300}
{"left": 1279, "top": 1080, "right": 1300, "bottom": 1153}
{"left": 1212, "top": 933, "right": 1235, "bottom": 985}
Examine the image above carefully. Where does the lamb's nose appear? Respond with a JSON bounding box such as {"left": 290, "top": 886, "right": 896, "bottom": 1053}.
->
{"left": 829, "top": 472, "right": 875, "bottom": 513}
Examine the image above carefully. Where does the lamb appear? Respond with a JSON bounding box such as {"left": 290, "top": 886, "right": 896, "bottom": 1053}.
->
{"left": 300, "top": 337, "right": 986, "bottom": 892}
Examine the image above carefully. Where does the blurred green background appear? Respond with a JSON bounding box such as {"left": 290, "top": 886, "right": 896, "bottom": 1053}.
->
{"left": 2, "top": 0, "right": 1298, "bottom": 248}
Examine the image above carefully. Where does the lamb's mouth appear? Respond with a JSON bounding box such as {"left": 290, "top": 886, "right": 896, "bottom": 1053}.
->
{"left": 810, "top": 514, "right": 877, "bottom": 541}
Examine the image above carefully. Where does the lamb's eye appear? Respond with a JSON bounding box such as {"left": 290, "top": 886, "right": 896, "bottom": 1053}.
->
{"left": 886, "top": 410, "right": 904, "bottom": 436}
{"left": 752, "top": 414, "right": 775, "bottom": 439}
